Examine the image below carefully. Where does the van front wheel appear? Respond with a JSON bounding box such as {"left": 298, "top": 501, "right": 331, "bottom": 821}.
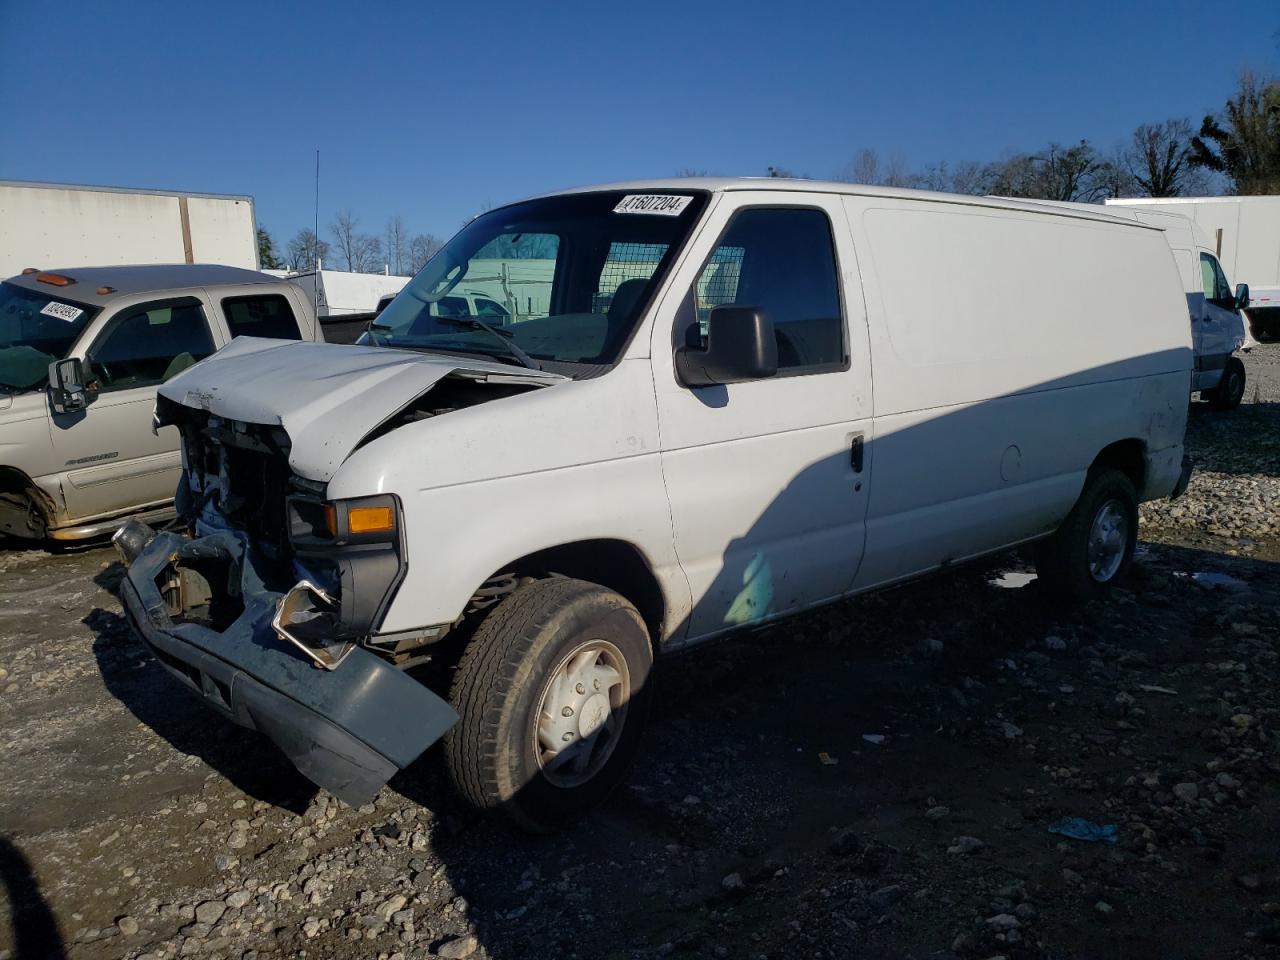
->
{"left": 1208, "top": 357, "right": 1246, "bottom": 411}
{"left": 1035, "top": 468, "right": 1138, "bottom": 602}
{"left": 444, "top": 577, "right": 653, "bottom": 831}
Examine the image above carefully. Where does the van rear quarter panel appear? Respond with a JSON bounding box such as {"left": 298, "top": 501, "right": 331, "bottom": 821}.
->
{"left": 844, "top": 198, "right": 1190, "bottom": 590}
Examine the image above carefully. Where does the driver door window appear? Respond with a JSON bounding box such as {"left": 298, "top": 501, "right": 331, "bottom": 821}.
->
{"left": 686, "top": 207, "right": 845, "bottom": 374}
{"left": 1200, "top": 253, "right": 1234, "bottom": 308}
{"left": 88, "top": 298, "right": 216, "bottom": 392}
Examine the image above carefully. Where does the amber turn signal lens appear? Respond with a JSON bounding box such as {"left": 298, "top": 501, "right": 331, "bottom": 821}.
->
{"left": 35, "top": 272, "right": 74, "bottom": 286}
{"left": 324, "top": 503, "right": 338, "bottom": 537}
{"left": 347, "top": 505, "right": 395, "bottom": 534}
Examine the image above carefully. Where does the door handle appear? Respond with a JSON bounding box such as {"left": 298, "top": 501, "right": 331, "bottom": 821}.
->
{"left": 850, "top": 435, "right": 864, "bottom": 474}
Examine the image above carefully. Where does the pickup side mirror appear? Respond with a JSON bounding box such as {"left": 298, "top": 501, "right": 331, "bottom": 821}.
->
{"left": 48, "top": 357, "right": 92, "bottom": 414}
{"left": 674, "top": 306, "right": 778, "bottom": 388}
{"left": 1235, "top": 283, "right": 1250, "bottom": 311}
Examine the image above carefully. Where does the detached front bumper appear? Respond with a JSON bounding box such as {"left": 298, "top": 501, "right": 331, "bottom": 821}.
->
{"left": 119, "top": 528, "right": 457, "bottom": 806}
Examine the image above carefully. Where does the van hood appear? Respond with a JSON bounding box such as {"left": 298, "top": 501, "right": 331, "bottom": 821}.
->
{"left": 158, "top": 337, "right": 564, "bottom": 481}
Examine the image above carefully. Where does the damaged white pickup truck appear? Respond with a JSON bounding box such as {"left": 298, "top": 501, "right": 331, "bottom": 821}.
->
{"left": 118, "top": 180, "right": 1193, "bottom": 829}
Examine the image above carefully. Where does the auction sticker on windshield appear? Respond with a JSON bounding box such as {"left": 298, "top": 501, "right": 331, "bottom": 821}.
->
{"left": 613, "top": 195, "right": 693, "bottom": 216}
{"left": 40, "top": 301, "right": 84, "bottom": 322}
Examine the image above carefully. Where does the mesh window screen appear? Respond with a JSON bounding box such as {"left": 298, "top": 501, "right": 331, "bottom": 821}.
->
{"left": 592, "top": 242, "right": 668, "bottom": 313}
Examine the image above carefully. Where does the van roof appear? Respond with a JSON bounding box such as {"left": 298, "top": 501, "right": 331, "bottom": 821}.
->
{"left": 4, "top": 263, "right": 278, "bottom": 302}
{"left": 528, "top": 177, "right": 1154, "bottom": 228}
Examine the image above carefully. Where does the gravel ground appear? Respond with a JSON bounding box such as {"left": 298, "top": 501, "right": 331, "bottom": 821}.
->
{"left": 2, "top": 347, "right": 1279, "bottom": 960}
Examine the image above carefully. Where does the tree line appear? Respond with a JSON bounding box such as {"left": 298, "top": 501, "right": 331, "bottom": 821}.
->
{"left": 258, "top": 70, "right": 1278, "bottom": 271}
{"left": 769, "top": 70, "right": 1279, "bottom": 200}
{"left": 258, "top": 213, "right": 445, "bottom": 275}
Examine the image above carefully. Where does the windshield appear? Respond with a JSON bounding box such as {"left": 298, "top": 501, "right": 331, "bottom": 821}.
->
{"left": 365, "top": 190, "right": 708, "bottom": 373}
{"left": 0, "top": 282, "right": 99, "bottom": 391}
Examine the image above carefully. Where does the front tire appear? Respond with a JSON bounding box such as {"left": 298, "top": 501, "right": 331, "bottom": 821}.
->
{"left": 1208, "top": 357, "right": 1246, "bottom": 411}
{"left": 1035, "top": 468, "right": 1138, "bottom": 602}
{"left": 444, "top": 577, "right": 653, "bottom": 831}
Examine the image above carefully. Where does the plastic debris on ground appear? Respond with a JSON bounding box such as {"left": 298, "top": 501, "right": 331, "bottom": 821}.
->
{"left": 1174, "top": 570, "right": 1250, "bottom": 592}
{"left": 817, "top": 752, "right": 839, "bottom": 766}
{"left": 1047, "top": 817, "right": 1118, "bottom": 844}
{"left": 1138, "top": 684, "right": 1179, "bottom": 695}
{"left": 991, "top": 570, "right": 1037, "bottom": 589}
{"left": 862, "top": 734, "right": 886, "bottom": 745}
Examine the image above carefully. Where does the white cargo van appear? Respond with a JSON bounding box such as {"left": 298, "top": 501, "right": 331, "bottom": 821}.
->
{"left": 1004, "top": 199, "right": 1253, "bottom": 409}
{"left": 1108, "top": 195, "right": 1280, "bottom": 341}
{"left": 117, "top": 180, "right": 1192, "bottom": 828}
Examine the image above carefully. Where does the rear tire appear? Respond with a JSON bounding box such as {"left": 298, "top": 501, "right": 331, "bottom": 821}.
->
{"left": 1208, "top": 357, "right": 1246, "bottom": 411}
{"left": 444, "top": 577, "right": 653, "bottom": 831}
{"left": 1035, "top": 468, "right": 1138, "bottom": 602}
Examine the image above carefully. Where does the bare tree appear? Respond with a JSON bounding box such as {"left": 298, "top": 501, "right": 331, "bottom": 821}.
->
{"left": 286, "top": 228, "right": 330, "bottom": 271}
{"left": 1037, "top": 141, "right": 1106, "bottom": 201}
{"left": 881, "top": 153, "right": 914, "bottom": 188}
{"left": 384, "top": 216, "right": 410, "bottom": 275}
{"left": 330, "top": 210, "right": 383, "bottom": 272}
{"left": 914, "top": 161, "right": 952, "bottom": 192}
{"left": 844, "top": 149, "right": 880, "bottom": 184}
{"left": 409, "top": 234, "right": 444, "bottom": 273}
{"left": 1095, "top": 145, "right": 1138, "bottom": 199}
{"left": 948, "top": 160, "right": 992, "bottom": 195}
{"left": 1125, "top": 119, "right": 1195, "bottom": 197}
{"left": 988, "top": 142, "right": 1108, "bottom": 201}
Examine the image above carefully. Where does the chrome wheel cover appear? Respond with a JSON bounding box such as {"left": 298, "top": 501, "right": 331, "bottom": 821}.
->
{"left": 533, "top": 639, "right": 630, "bottom": 788}
{"left": 1087, "top": 498, "right": 1128, "bottom": 582}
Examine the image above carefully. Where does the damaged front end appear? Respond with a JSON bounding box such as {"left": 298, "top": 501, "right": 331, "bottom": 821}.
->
{"left": 115, "top": 343, "right": 562, "bottom": 804}
{"left": 116, "top": 521, "right": 457, "bottom": 806}
{"left": 115, "top": 398, "right": 459, "bottom": 806}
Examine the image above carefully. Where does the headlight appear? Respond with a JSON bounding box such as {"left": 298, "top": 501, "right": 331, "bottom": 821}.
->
{"left": 329, "top": 501, "right": 395, "bottom": 537}
{"left": 290, "top": 493, "right": 400, "bottom": 546}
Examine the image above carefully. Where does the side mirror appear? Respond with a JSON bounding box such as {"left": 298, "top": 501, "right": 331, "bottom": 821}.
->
{"left": 675, "top": 306, "right": 778, "bottom": 388}
{"left": 48, "top": 357, "right": 92, "bottom": 414}
{"left": 1235, "top": 283, "right": 1250, "bottom": 311}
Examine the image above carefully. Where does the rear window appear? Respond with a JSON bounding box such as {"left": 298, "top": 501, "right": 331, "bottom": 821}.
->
{"left": 222, "top": 294, "right": 302, "bottom": 340}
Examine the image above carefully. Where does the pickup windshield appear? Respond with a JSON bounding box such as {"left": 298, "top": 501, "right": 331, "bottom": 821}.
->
{"left": 365, "top": 190, "right": 708, "bottom": 374}
{"left": 0, "top": 282, "right": 99, "bottom": 391}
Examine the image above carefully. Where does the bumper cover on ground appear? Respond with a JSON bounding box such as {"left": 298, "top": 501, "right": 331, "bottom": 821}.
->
{"left": 120, "top": 530, "right": 457, "bottom": 806}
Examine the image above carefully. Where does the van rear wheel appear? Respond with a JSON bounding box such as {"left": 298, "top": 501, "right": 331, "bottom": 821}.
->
{"left": 1208, "top": 357, "right": 1246, "bottom": 411}
{"left": 1035, "top": 468, "right": 1138, "bottom": 602}
{"left": 444, "top": 577, "right": 653, "bottom": 831}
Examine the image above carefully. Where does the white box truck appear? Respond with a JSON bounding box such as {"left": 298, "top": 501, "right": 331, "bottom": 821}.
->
{"left": 116, "top": 180, "right": 1193, "bottom": 828}
{"left": 1108, "top": 196, "right": 1280, "bottom": 341}
{"left": 0, "top": 181, "right": 259, "bottom": 278}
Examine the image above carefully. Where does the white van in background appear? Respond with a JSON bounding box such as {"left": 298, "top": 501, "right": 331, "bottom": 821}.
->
{"left": 1018, "top": 200, "right": 1253, "bottom": 409}
{"left": 1108, "top": 195, "right": 1280, "bottom": 342}
{"left": 117, "top": 180, "right": 1193, "bottom": 828}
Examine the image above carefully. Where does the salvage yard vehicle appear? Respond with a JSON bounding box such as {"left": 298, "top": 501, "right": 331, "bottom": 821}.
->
{"left": 1108, "top": 195, "right": 1280, "bottom": 342}
{"left": 0, "top": 264, "right": 319, "bottom": 540}
{"left": 1029, "top": 200, "right": 1255, "bottom": 410}
{"left": 116, "top": 180, "right": 1193, "bottom": 829}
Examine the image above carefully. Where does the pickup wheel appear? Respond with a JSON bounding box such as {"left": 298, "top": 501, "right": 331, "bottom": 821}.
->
{"left": 1035, "top": 468, "right": 1138, "bottom": 602}
{"left": 1208, "top": 357, "right": 1246, "bottom": 411}
{"left": 444, "top": 577, "right": 653, "bottom": 831}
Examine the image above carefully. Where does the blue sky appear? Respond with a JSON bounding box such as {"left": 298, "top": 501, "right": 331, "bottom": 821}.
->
{"left": 2, "top": 0, "right": 1277, "bottom": 252}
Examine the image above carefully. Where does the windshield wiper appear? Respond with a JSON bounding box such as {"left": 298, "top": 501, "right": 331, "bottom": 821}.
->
{"left": 434, "top": 316, "right": 541, "bottom": 370}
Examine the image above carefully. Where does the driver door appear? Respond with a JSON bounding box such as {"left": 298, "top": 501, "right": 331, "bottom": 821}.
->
{"left": 1197, "top": 253, "right": 1245, "bottom": 388}
{"left": 51, "top": 296, "right": 220, "bottom": 522}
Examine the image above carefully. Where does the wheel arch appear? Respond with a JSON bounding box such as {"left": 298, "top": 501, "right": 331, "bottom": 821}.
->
{"left": 0, "top": 466, "right": 54, "bottom": 539}
{"left": 481, "top": 538, "right": 667, "bottom": 646}
{"left": 1089, "top": 439, "right": 1147, "bottom": 496}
